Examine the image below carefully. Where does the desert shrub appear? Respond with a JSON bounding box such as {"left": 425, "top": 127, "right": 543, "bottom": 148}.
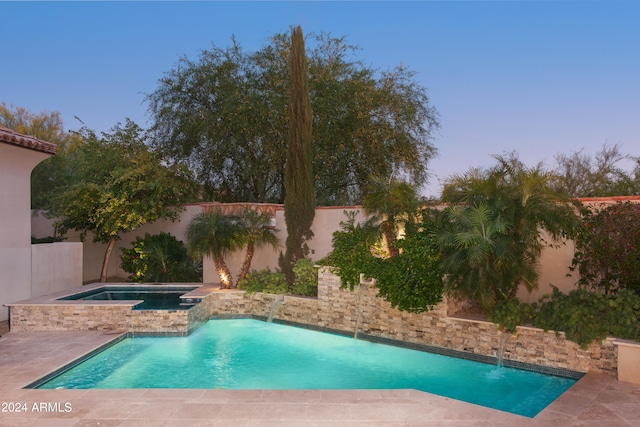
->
{"left": 238, "top": 259, "right": 317, "bottom": 296}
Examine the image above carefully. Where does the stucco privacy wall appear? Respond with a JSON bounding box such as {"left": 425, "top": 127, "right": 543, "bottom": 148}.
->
{"left": 31, "top": 205, "right": 204, "bottom": 283}
{"left": 31, "top": 242, "right": 83, "bottom": 296}
{"left": 31, "top": 197, "right": 639, "bottom": 298}
{"left": 31, "top": 204, "right": 368, "bottom": 283}
{"left": 0, "top": 134, "right": 53, "bottom": 321}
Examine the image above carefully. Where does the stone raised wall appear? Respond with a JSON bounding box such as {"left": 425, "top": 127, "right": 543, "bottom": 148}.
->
{"left": 9, "top": 304, "right": 194, "bottom": 335}
{"left": 7, "top": 284, "right": 218, "bottom": 336}
{"left": 8, "top": 268, "right": 619, "bottom": 376}
{"left": 200, "top": 267, "right": 617, "bottom": 376}
{"left": 9, "top": 305, "right": 132, "bottom": 332}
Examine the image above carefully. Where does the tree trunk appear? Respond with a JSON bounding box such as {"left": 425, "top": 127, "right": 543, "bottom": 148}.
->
{"left": 100, "top": 237, "right": 117, "bottom": 283}
{"left": 384, "top": 224, "right": 399, "bottom": 258}
{"left": 214, "top": 254, "right": 234, "bottom": 289}
{"left": 238, "top": 242, "right": 255, "bottom": 284}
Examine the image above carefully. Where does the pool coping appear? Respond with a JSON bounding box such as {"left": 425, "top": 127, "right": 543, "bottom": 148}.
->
{"left": 1, "top": 329, "right": 638, "bottom": 426}
{"left": 5, "top": 282, "right": 210, "bottom": 307}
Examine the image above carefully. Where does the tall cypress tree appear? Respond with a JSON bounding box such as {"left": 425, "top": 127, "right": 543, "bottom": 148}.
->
{"left": 280, "top": 25, "right": 315, "bottom": 287}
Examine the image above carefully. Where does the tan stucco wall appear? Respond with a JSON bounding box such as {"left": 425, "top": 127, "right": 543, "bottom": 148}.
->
{"left": 31, "top": 198, "right": 638, "bottom": 299}
{"left": 615, "top": 340, "right": 640, "bottom": 384}
{"left": 0, "top": 143, "right": 50, "bottom": 320}
{"left": 31, "top": 242, "right": 83, "bottom": 296}
{"left": 517, "top": 232, "right": 578, "bottom": 303}
{"left": 32, "top": 205, "right": 367, "bottom": 285}
{"left": 32, "top": 205, "right": 204, "bottom": 283}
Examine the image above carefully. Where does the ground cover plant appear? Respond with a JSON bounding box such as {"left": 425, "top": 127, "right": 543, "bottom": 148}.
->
{"left": 489, "top": 287, "right": 640, "bottom": 349}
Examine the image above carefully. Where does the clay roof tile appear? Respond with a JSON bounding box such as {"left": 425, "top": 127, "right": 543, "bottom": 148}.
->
{"left": 0, "top": 126, "right": 57, "bottom": 155}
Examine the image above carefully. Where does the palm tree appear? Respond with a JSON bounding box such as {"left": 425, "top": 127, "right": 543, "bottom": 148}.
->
{"left": 186, "top": 210, "right": 240, "bottom": 288}
{"left": 142, "top": 234, "right": 202, "bottom": 283}
{"left": 363, "top": 176, "right": 420, "bottom": 257}
{"left": 235, "top": 208, "right": 280, "bottom": 283}
{"left": 438, "top": 154, "right": 579, "bottom": 311}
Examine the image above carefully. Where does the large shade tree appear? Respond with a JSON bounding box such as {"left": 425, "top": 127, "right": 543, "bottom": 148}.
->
{"left": 438, "top": 154, "right": 579, "bottom": 312}
{"left": 146, "top": 31, "right": 439, "bottom": 205}
{"left": 552, "top": 143, "right": 640, "bottom": 198}
{"left": 46, "top": 120, "right": 197, "bottom": 282}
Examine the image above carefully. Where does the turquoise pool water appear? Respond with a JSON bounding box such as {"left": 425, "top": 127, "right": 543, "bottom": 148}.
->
{"left": 38, "top": 319, "right": 577, "bottom": 417}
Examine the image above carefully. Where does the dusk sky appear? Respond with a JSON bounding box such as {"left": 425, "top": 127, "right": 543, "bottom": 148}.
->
{"left": 2, "top": 1, "right": 639, "bottom": 197}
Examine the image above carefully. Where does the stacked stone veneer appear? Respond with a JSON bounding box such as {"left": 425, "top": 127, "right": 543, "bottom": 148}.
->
{"left": 8, "top": 304, "right": 197, "bottom": 335}
{"left": 9, "top": 267, "right": 618, "bottom": 375}
{"left": 200, "top": 267, "right": 616, "bottom": 376}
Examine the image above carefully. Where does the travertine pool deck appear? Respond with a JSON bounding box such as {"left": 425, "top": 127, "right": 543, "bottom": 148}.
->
{"left": 1, "top": 330, "right": 639, "bottom": 426}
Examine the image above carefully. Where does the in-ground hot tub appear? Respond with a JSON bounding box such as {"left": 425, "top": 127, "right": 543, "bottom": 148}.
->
{"left": 6, "top": 283, "right": 218, "bottom": 335}
{"left": 58, "top": 285, "right": 200, "bottom": 310}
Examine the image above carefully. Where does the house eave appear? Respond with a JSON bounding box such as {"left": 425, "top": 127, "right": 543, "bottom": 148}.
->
{"left": 0, "top": 126, "right": 57, "bottom": 155}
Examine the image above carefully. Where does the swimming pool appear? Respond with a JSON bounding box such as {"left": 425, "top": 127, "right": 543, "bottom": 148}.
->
{"left": 36, "top": 319, "right": 579, "bottom": 417}
{"left": 58, "top": 286, "right": 199, "bottom": 310}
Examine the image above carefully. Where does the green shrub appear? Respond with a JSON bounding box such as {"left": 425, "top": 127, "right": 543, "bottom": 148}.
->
{"left": 120, "top": 232, "right": 202, "bottom": 282}
{"left": 237, "top": 269, "right": 288, "bottom": 294}
{"left": 325, "top": 211, "right": 379, "bottom": 290}
{"left": 31, "top": 235, "right": 65, "bottom": 244}
{"left": 572, "top": 202, "right": 640, "bottom": 294}
{"left": 238, "top": 259, "right": 318, "bottom": 296}
{"left": 291, "top": 258, "right": 318, "bottom": 296}
{"left": 325, "top": 210, "right": 443, "bottom": 312}
{"left": 489, "top": 298, "right": 536, "bottom": 333}
{"left": 532, "top": 287, "right": 640, "bottom": 349}
{"left": 372, "top": 230, "right": 443, "bottom": 313}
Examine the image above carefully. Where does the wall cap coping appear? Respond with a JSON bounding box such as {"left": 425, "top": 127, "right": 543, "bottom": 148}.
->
{"left": 613, "top": 339, "right": 640, "bottom": 348}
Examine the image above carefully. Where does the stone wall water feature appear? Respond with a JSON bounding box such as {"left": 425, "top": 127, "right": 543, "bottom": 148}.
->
{"left": 8, "top": 268, "right": 620, "bottom": 376}
{"left": 202, "top": 267, "right": 617, "bottom": 376}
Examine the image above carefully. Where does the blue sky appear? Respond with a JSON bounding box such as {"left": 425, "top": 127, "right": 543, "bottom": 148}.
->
{"left": 2, "top": 1, "right": 639, "bottom": 197}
